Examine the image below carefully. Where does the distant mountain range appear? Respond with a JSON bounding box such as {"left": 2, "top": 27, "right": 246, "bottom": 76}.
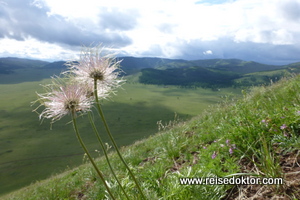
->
{"left": 1, "top": 57, "right": 300, "bottom": 87}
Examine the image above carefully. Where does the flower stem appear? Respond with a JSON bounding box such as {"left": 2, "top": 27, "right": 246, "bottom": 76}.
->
{"left": 94, "top": 79, "right": 146, "bottom": 200}
{"left": 88, "top": 112, "right": 130, "bottom": 200}
{"left": 71, "top": 112, "right": 116, "bottom": 200}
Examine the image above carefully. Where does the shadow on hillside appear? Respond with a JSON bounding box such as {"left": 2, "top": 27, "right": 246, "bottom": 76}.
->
{"left": 0, "top": 100, "right": 190, "bottom": 195}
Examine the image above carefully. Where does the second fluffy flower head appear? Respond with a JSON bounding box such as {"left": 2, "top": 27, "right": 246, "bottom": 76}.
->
{"left": 67, "top": 45, "right": 124, "bottom": 99}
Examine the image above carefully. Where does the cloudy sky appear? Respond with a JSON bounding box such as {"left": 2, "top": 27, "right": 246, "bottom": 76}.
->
{"left": 0, "top": 0, "right": 300, "bottom": 64}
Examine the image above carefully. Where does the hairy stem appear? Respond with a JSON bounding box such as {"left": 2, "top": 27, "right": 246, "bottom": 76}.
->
{"left": 71, "top": 112, "right": 116, "bottom": 200}
{"left": 94, "top": 79, "right": 146, "bottom": 199}
{"left": 88, "top": 112, "right": 130, "bottom": 200}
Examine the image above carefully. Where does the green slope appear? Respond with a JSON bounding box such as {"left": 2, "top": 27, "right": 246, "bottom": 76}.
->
{"left": 0, "top": 79, "right": 241, "bottom": 196}
{"left": 234, "top": 62, "right": 300, "bottom": 86}
{"left": 2, "top": 74, "right": 300, "bottom": 200}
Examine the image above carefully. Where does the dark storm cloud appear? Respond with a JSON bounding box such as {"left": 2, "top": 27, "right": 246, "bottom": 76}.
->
{"left": 0, "top": 0, "right": 133, "bottom": 47}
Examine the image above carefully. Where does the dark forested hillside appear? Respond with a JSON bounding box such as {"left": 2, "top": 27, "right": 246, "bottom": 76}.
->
{"left": 139, "top": 66, "right": 241, "bottom": 88}
{"left": 138, "top": 59, "right": 300, "bottom": 88}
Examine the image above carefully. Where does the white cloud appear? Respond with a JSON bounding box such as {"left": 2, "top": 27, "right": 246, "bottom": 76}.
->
{"left": 203, "top": 50, "right": 213, "bottom": 55}
{"left": 231, "top": 0, "right": 300, "bottom": 45}
{"left": 118, "top": 0, "right": 300, "bottom": 58}
{"left": 0, "top": 37, "right": 78, "bottom": 61}
{"left": 0, "top": 0, "right": 300, "bottom": 64}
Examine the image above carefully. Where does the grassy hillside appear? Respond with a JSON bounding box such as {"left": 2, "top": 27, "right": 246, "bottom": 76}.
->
{"left": 0, "top": 77, "right": 241, "bottom": 196}
{"left": 234, "top": 62, "right": 300, "bottom": 87}
{"left": 1, "top": 56, "right": 299, "bottom": 199}
{"left": 2, "top": 74, "right": 300, "bottom": 199}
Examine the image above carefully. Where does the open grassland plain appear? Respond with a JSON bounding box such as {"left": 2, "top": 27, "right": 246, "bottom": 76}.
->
{"left": 2, "top": 75, "right": 300, "bottom": 199}
{"left": 0, "top": 79, "right": 241, "bottom": 196}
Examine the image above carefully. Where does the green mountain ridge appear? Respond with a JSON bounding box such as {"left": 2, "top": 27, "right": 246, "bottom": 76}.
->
{"left": 1, "top": 57, "right": 300, "bottom": 87}
{"left": 137, "top": 59, "right": 300, "bottom": 88}
{"left": 192, "top": 59, "right": 285, "bottom": 74}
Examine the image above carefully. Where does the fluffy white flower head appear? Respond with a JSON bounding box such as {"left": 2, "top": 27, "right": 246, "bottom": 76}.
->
{"left": 35, "top": 79, "right": 93, "bottom": 123}
{"left": 68, "top": 45, "right": 124, "bottom": 99}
